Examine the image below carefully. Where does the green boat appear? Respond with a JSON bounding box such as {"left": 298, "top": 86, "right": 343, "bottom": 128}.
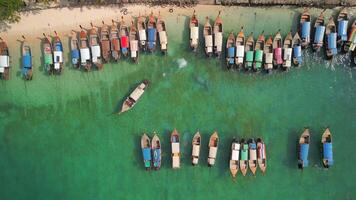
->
{"left": 239, "top": 139, "right": 248, "bottom": 176}
{"left": 254, "top": 31, "right": 265, "bottom": 71}
{"left": 245, "top": 32, "right": 254, "bottom": 70}
{"left": 42, "top": 33, "right": 53, "bottom": 74}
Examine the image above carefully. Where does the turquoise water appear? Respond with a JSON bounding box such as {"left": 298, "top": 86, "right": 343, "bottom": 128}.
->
{"left": 1, "top": 6, "right": 356, "bottom": 200}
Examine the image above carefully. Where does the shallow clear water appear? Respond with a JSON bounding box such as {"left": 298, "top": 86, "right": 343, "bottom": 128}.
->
{"left": 1, "top": 6, "right": 356, "bottom": 200}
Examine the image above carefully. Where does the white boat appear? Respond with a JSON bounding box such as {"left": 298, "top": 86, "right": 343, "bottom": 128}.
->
{"left": 171, "top": 129, "right": 180, "bottom": 169}
{"left": 119, "top": 80, "right": 149, "bottom": 114}
{"left": 208, "top": 131, "right": 219, "bottom": 167}
{"left": 191, "top": 132, "right": 201, "bottom": 165}
{"left": 229, "top": 138, "right": 240, "bottom": 178}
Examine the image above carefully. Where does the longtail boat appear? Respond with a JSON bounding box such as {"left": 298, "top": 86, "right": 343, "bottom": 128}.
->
{"left": 141, "top": 133, "right": 151, "bottom": 170}
{"left": 21, "top": 36, "right": 33, "bottom": 80}
{"left": 300, "top": 9, "right": 311, "bottom": 48}
{"left": 353, "top": 48, "right": 356, "bottom": 65}
{"left": 235, "top": 27, "right": 245, "bottom": 70}
{"left": 264, "top": 36, "right": 273, "bottom": 73}
{"left": 248, "top": 138, "right": 257, "bottom": 175}
{"left": 52, "top": 31, "right": 64, "bottom": 74}
{"left": 147, "top": 12, "right": 157, "bottom": 53}
{"left": 137, "top": 14, "right": 147, "bottom": 51}
{"left": 213, "top": 11, "right": 223, "bottom": 58}
{"left": 208, "top": 131, "right": 219, "bottom": 167}
{"left": 298, "top": 128, "right": 310, "bottom": 169}
{"left": 273, "top": 30, "right": 283, "bottom": 68}
{"left": 256, "top": 138, "right": 266, "bottom": 173}
{"left": 229, "top": 138, "right": 240, "bottom": 178}
{"left": 321, "top": 128, "right": 333, "bottom": 168}
{"left": 0, "top": 37, "right": 10, "bottom": 80}
{"left": 226, "top": 32, "right": 235, "bottom": 69}
{"left": 313, "top": 11, "right": 326, "bottom": 52}
{"left": 89, "top": 23, "right": 103, "bottom": 69}
{"left": 344, "top": 19, "right": 356, "bottom": 52}
{"left": 245, "top": 32, "right": 254, "bottom": 70}
{"left": 152, "top": 133, "right": 161, "bottom": 170}
{"left": 292, "top": 32, "right": 302, "bottom": 66}
{"left": 157, "top": 12, "right": 168, "bottom": 54}
{"left": 119, "top": 17, "right": 129, "bottom": 57}
{"left": 204, "top": 17, "right": 213, "bottom": 57}
{"left": 119, "top": 80, "right": 149, "bottom": 114}
{"left": 325, "top": 17, "right": 337, "bottom": 60}
{"left": 191, "top": 132, "right": 201, "bottom": 165}
{"left": 70, "top": 31, "right": 80, "bottom": 68}
{"left": 254, "top": 31, "right": 265, "bottom": 71}
{"left": 171, "top": 129, "right": 180, "bottom": 169}
{"left": 129, "top": 21, "right": 139, "bottom": 63}
{"left": 110, "top": 20, "right": 121, "bottom": 61}
{"left": 79, "top": 25, "right": 92, "bottom": 71}
{"left": 283, "top": 32, "right": 293, "bottom": 70}
{"left": 240, "top": 138, "right": 248, "bottom": 176}
{"left": 337, "top": 8, "right": 349, "bottom": 47}
{"left": 42, "top": 33, "right": 53, "bottom": 74}
{"left": 190, "top": 10, "right": 199, "bottom": 51}
{"left": 100, "top": 21, "right": 111, "bottom": 63}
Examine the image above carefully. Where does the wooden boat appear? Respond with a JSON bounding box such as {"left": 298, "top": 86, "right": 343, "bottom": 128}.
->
{"left": 79, "top": 25, "right": 92, "bottom": 71}
{"left": 239, "top": 138, "right": 248, "bottom": 176}
{"left": 110, "top": 20, "right": 121, "bottom": 61}
{"left": 119, "top": 17, "right": 129, "bottom": 58}
{"left": 283, "top": 32, "right": 293, "bottom": 70}
{"left": 337, "top": 8, "right": 349, "bottom": 47}
{"left": 298, "top": 128, "right": 310, "bottom": 169}
{"left": 253, "top": 31, "right": 265, "bottom": 71}
{"left": 292, "top": 32, "right": 302, "bottom": 67}
{"left": 141, "top": 133, "right": 151, "bottom": 170}
{"left": 226, "top": 32, "right": 235, "bottom": 69}
{"left": 190, "top": 10, "right": 199, "bottom": 51}
{"left": 100, "top": 21, "right": 111, "bottom": 63}
{"left": 137, "top": 14, "right": 147, "bottom": 51}
{"left": 21, "top": 36, "right": 33, "bottom": 80}
{"left": 213, "top": 11, "right": 223, "bottom": 58}
{"left": 312, "top": 11, "right": 326, "bottom": 52}
{"left": 321, "top": 128, "right": 333, "bottom": 168}
{"left": 353, "top": 48, "right": 356, "bottom": 65}
{"left": 325, "top": 17, "right": 337, "bottom": 60}
{"left": 203, "top": 17, "right": 213, "bottom": 57}
{"left": 171, "top": 129, "right": 180, "bottom": 169}
{"left": 89, "top": 23, "right": 103, "bottom": 70}
{"left": 147, "top": 12, "right": 157, "bottom": 53}
{"left": 157, "top": 12, "right": 168, "bottom": 54}
{"left": 119, "top": 80, "right": 149, "bottom": 114}
{"left": 151, "top": 133, "right": 161, "bottom": 170}
{"left": 70, "top": 31, "right": 80, "bottom": 68}
{"left": 273, "top": 30, "right": 283, "bottom": 68}
{"left": 208, "top": 131, "right": 219, "bottom": 167}
{"left": 263, "top": 36, "right": 273, "bottom": 73}
{"left": 129, "top": 21, "right": 139, "bottom": 63}
{"left": 42, "top": 33, "right": 53, "bottom": 74}
{"left": 344, "top": 19, "right": 356, "bottom": 52}
{"left": 248, "top": 138, "right": 257, "bottom": 175}
{"left": 235, "top": 27, "right": 245, "bottom": 69}
{"left": 300, "top": 9, "right": 311, "bottom": 48}
{"left": 229, "top": 138, "right": 240, "bottom": 178}
{"left": 245, "top": 32, "right": 254, "bottom": 70}
{"left": 0, "top": 37, "right": 10, "bottom": 80}
{"left": 52, "top": 31, "right": 64, "bottom": 74}
{"left": 256, "top": 138, "right": 267, "bottom": 173}
{"left": 191, "top": 132, "right": 201, "bottom": 165}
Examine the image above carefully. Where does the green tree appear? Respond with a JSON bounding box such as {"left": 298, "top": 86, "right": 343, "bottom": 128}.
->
{"left": 0, "top": 0, "right": 24, "bottom": 22}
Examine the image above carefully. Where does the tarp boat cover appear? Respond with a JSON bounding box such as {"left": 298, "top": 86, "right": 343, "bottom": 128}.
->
{"left": 91, "top": 45, "right": 101, "bottom": 63}
{"left": 139, "top": 29, "right": 147, "bottom": 41}
{"left": 121, "top": 36, "right": 129, "bottom": 48}
{"left": 0, "top": 55, "right": 10, "bottom": 68}
{"left": 53, "top": 51, "right": 63, "bottom": 63}
{"left": 328, "top": 33, "right": 337, "bottom": 55}
{"left": 236, "top": 45, "right": 244, "bottom": 58}
{"left": 130, "top": 87, "right": 145, "bottom": 101}
{"left": 284, "top": 48, "right": 292, "bottom": 61}
{"left": 300, "top": 144, "right": 309, "bottom": 167}
{"left": 71, "top": 49, "right": 79, "bottom": 64}
{"left": 228, "top": 47, "right": 235, "bottom": 64}
{"left": 301, "top": 22, "right": 311, "bottom": 40}
{"left": 80, "top": 48, "right": 90, "bottom": 64}
{"left": 153, "top": 149, "right": 161, "bottom": 167}
{"left": 205, "top": 35, "right": 213, "bottom": 53}
{"left": 265, "top": 53, "right": 273, "bottom": 64}
{"left": 159, "top": 31, "right": 168, "bottom": 50}
{"left": 323, "top": 143, "right": 333, "bottom": 165}
{"left": 250, "top": 150, "right": 257, "bottom": 160}
{"left": 148, "top": 28, "right": 156, "bottom": 42}
{"left": 293, "top": 46, "right": 302, "bottom": 63}
{"left": 214, "top": 32, "right": 223, "bottom": 48}
{"left": 338, "top": 20, "right": 348, "bottom": 41}
{"left": 314, "top": 26, "right": 325, "bottom": 43}
{"left": 142, "top": 148, "right": 152, "bottom": 161}
{"left": 231, "top": 143, "right": 240, "bottom": 161}
{"left": 130, "top": 40, "right": 139, "bottom": 56}
{"left": 192, "top": 145, "right": 200, "bottom": 157}
{"left": 172, "top": 143, "right": 180, "bottom": 154}
{"left": 241, "top": 147, "right": 248, "bottom": 160}
{"left": 246, "top": 51, "right": 254, "bottom": 62}
{"left": 190, "top": 27, "right": 199, "bottom": 45}
{"left": 258, "top": 144, "right": 266, "bottom": 159}
{"left": 274, "top": 48, "right": 283, "bottom": 64}
{"left": 23, "top": 54, "right": 32, "bottom": 69}
{"left": 172, "top": 156, "right": 180, "bottom": 168}
{"left": 209, "top": 147, "right": 218, "bottom": 159}
{"left": 255, "top": 50, "right": 263, "bottom": 62}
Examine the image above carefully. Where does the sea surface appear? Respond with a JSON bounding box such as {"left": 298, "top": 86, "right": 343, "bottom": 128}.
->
{"left": 1, "top": 6, "right": 356, "bottom": 200}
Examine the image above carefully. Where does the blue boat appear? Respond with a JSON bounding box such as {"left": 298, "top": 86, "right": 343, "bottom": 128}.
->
{"left": 292, "top": 32, "right": 302, "bottom": 67}
{"left": 21, "top": 36, "right": 33, "bottom": 80}
{"left": 322, "top": 128, "right": 333, "bottom": 168}
{"left": 141, "top": 133, "right": 151, "bottom": 170}
{"left": 337, "top": 8, "right": 349, "bottom": 46}
{"left": 298, "top": 128, "right": 310, "bottom": 169}
{"left": 151, "top": 133, "right": 161, "bottom": 170}
{"left": 325, "top": 17, "right": 337, "bottom": 60}
{"left": 312, "top": 11, "right": 325, "bottom": 52}
{"left": 226, "top": 32, "right": 235, "bottom": 69}
{"left": 70, "top": 31, "right": 80, "bottom": 67}
{"left": 300, "top": 10, "right": 311, "bottom": 48}
{"left": 147, "top": 12, "right": 157, "bottom": 53}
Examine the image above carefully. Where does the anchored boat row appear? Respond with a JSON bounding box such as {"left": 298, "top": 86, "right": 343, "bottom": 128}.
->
{"left": 141, "top": 130, "right": 267, "bottom": 177}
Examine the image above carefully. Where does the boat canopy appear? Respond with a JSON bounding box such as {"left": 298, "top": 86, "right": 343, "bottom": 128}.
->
{"left": 121, "top": 36, "right": 128, "bottom": 48}
{"left": 91, "top": 45, "right": 101, "bottom": 62}
{"left": 142, "top": 148, "right": 152, "bottom": 161}
{"left": 274, "top": 48, "right": 283, "bottom": 64}
{"left": 148, "top": 28, "right": 156, "bottom": 42}
{"left": 265, "top": 53, "right": 273, "bottom": 64}
{"left": 22, "top": 55, "right": 32, "bottom": 69}
{"left": 246, "top": 51, "right": 254, "bottom": 62}
{"left": 71, "top": 49, "right": 79, "bottom": 59}
{"left": 258, "top": 144, "right": 265, "bottom": 159}
{"left": 205, "top": 35, "right": 213, "bottom": 47}
{"left": 314, "top": 26, "right": 325, "bottom": 43}
{"left": 139, "top": 29, "right": 147, "bottom": 41}
{"left": 130, "top": 40, "right": 138, "bottom": 52}
{"left": 228, "top": 47, "right": 235, "bottom": 58}
{"left": 209, "top": 147, "right": 217, "bottom": 158}
{"left": 231, "top": 149, "right": 239, "bottom": 161}
{"left": 338, "top": 20, "right": 348, "bottom": 41}
{"left": 241, "top": 150, "right": 248, "bottom": 161}
{"left": 0, "top": 55, "right": 10, "bottom": 68}
{"left": 255, "top": 50, "right": 263, "bottom": 62}
{"left": 250, "top": 150, "right": 257, "bottom": 160}
{"left": 328, "top": 33, "right": 337, "bottom": 55}
{"left": 172, "top": 156, "right": 180, "bottom": 168}
{"left": 301, "top": 22, "right": 311, "bottom": 39}
{"left": 284, "top": 48, "right": 292, "bottom": 61}
{"left": 293, "top": 46, "right": 302, "bottom": 57}
{"left": 159, "top": 31, "right": 167, "bottom": 44}
{"left": 192, "top": 145, "right": 200, "bottom": 157}
{"left": 130, "top": 87, "right": 144, "bottom": 101}
{"left": 172, "top": 143, "right": 180, "bottom": 153}
{"left": 54, "top": 51, "right": 63, "bottom": 63}
{"left": 300, "top": 144, "right": 309, "bottom": 166}
{"left": 54, "top": 42, "right": 63, "bottom": 51}
{"left": 323, "top": 143, "right": 333, "bottom": 165}
{"left": 80, "top": 48, "right": 90, "bottom": 63}
{"left": 236, "top": 45, "right": 244, "bottom": 57}
{"left": 214, "top": 32, "right": 223, "bottom": 50}
{"left": 153, "top": 149, "right": 161, "bottom": 167}
{"left": 190, "top": 27, "right": 199, "bottom": 41}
